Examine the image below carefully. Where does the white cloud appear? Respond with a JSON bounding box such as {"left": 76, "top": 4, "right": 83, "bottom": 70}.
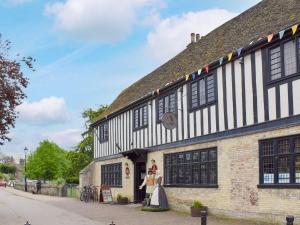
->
{"left": 42, "top": 129, "right": 82, "bottom": 149}
{"left": 45, "top": 0, "right": 164, "bottom": 43}
{"left": 17, "top": 97, "right": 70, "bottom": 125}
{"left": 146, "top": 9, "right": 237, "bottom": 63}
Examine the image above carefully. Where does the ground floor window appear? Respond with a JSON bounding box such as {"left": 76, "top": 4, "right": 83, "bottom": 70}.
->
{"left": 259, "top": 134, "right": 300, "bottom": 186}
{"left": 164, "top": 148, "right": 217, "bottom": 187}
{"left": 101, "top": 163, "right": 122, "bottom": 187}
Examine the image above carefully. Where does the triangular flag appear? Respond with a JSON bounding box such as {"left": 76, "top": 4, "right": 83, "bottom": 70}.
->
{"left": 267, "top": 34, "right": 274, "bottom": 43}
{"left": 279, "top": 30, "right": 285, "bottom": 39}
{"left": 185, "top": 74, "right": 189, "bottom": 81}
{"left": 197, "top": 68, "right": 202, "bottom": 75}
{"left": 152, "top": 91, "right": 155, "bottom": 96}
{"left": 219, "top": 57, "right": 224, "bottom": 65}
{"left": 192, "top": 72, "right": 196, "bottom": 80}
{"left": 249, "top": 41, "right": 254, "bottom": 45}
{"left": 237, "top": 48, "right": 243, "bottom": 57}
{"left": 204, "top": 65, "right": 209, "bottom": 73}
{"left": 292, "top": 24, "right": 298, "bottom": 35}
{"left": 228, "top": 52, "right": 233, "bottom": 61}
{"left": 156, "top": 89, "right": 160, "bottom": 95}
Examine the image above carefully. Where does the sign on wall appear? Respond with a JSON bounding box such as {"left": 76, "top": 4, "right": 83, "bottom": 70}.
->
{"left": 162, "top": 112, "right": 177, "bottom": 130}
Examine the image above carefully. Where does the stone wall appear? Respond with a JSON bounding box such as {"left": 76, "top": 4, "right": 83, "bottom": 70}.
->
{"left": 14, "top": 182, "right": 67, "bottom": 197}
{"left": 147, "top": 125, "right": 300, "bottom": 224}
{"left": 89, "top": 124, "right": 300, "bottom": 224}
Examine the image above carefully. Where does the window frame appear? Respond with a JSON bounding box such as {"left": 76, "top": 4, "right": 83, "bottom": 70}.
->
{"left": 163, "top": 147, "right": 218, "bottom": 188}
{"left": 156, "top": 91, "right": 177, "bottom": 123}
{"left": 99, "top": 122, "right": 109, "bottom": 143}
{"left": 188, "top": 73, "right": 217, "bottom": 112}
{"left": 266, "top": 35, "right": 300, "bottom": 84}
{"left": 258, "top": 134, "right": 300, "bottom": 189}
{"left": 101, "top": 163, "right": 122, "bottom": 187}
{"left": 133, "top": 104, "right": 148, "bottom": 131}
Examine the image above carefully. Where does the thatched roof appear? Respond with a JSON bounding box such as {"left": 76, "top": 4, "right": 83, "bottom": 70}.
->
{"left": 96, "top": 0, "right": 300, "bottom": 122}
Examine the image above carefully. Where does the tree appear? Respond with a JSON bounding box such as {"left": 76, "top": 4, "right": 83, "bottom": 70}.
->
{"left": 76, "top": 105, "right": 107, "bottom": 158}
{"left": 0, "top": 163, "right": 16, "bottom": 174}
{"left": 0, "top": 35, "right": 33, "bottom": 145}
{"left": 26, "top": 140, "right": 70, "bottom": 181}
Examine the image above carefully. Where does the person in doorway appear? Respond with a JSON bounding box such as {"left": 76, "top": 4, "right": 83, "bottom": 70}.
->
{"left": 139, "top": 168, "right": 155, "bottom": 206}
{"left": 36, "top": 180, "right": 42, "bottom": 194}
{"left": 150, "top": 170, "right": 169, "bottom": 210}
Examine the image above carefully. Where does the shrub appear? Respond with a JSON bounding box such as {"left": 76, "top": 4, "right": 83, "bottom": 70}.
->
{"left": 66, "top": 176, "right": 79, "bottom": 184}
{"left": 117, "top": 194, "right": 122, "bottom": 201}
{"left": 53, "top": 178, "right": 66, "bottom": 186}
{"left": 192, "top": 200, "right": 203, "bottom": 208}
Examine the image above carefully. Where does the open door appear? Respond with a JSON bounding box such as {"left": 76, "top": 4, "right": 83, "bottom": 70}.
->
{"left": 134, "top": 162, "right": 146, "bottom": 203}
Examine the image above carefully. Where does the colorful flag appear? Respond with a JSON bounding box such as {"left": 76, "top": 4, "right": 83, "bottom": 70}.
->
{"left": 228, "top": 53, "right": 233, "bottom": 61}
{"left": 156, "top": 89, "right": 160, "bottom": 95}
{"left": 185, "top": 74, "right": 189, "bottom": 81}
{"left": 267, "top": 34, "right": 274, "bottom": 43}
{"left": 204, "top": 65, "right": 209, "bottom": 73}
{"left": 292, "top": 24, "right": 298, "bottom": 35}
{"left": 197, "top": 68, "right": 202, "bottom": 75}
{"left": 192, "top": 72, "right": 196, "bottom": 80}
{"left": 279, "top": 30, "right": 285, "bottom": 39}
{"left": 237, "top": 48, "right": 243, "bottom": 57}
{"left": 219, "top": 57, "right": 224, "bottom": 65}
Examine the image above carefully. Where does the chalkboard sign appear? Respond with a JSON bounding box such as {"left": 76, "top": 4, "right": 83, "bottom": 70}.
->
{"left": 100, "top": 185, "right": 113, "bottom": 203}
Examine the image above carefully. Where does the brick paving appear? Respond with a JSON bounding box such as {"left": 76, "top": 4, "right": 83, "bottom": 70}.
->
{"left": 2, "top": 188, "right": 274, "bottom": 225}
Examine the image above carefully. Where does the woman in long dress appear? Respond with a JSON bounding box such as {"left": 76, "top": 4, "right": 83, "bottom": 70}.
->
{"left": 150, "top": 170, "right": 169, "bottom": 209}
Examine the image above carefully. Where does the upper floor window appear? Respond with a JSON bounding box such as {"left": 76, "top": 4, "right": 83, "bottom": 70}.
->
{"left": 99, "top": 122, "right": 109, "bottom": 142}
{"left": 164, "top": 148, "right": 218, "bottom": 187}
{"left": 134, "top": 105, "right": 148, "bottom": 129}
{"left": 259, "top": 134, "right": 300, "bottom": 187}
{"left": 157, "top": 92, "right": 176, "bottom": 121}
{"left": 190, "top": 74, "right": 216, "bottom": 110}
{"left": 269, "top": 38, "right": 300, "bottom": 81}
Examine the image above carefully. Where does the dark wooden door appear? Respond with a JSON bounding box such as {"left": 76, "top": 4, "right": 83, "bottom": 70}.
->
{"left": 134, "top": 162, "right": 146, "bottom": 203}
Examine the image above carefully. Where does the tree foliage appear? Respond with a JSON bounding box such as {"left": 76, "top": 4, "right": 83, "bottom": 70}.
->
{"left": 76, "top": 105, "right": 107, "bottom": 158}
{"left": 26, "top": 140, "right": 70, "bottom": 181}
{"left": 0, "top": 163, "right": 16, "bottom": 174}
{"left": 0, "top": 35, "right": 33, "bottom": 145}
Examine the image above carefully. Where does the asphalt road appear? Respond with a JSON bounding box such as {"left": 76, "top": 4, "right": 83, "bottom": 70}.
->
{"left": 0, "top": 188, "right": 274, "bottom": 225}
{"left": 0, "top": 188, "right": 103, "bottom": 225}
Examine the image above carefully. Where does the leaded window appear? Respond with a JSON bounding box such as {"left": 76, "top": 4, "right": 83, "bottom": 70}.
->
{"left": 269, "top": 39, "right": 300, "bottom": 81}
{"left": 157, "top": 92, "right": 176, "bottom": 121}
{"left": 190, "top": 74, "right": 215, "bottom": 110}
{"left": 101, "top": 163, "right": 122, "bottom": 187}
{"left": 99, "top": 122, "right": 108, "bottom": 142}
{"left": 259, "top": 134, "right": 300, "bottom": 186}
{"left": 134, "top": 105, "right": 148, "bottom": 129}
{"left": 164, "top": 148, "right": 217, "bottom": 187}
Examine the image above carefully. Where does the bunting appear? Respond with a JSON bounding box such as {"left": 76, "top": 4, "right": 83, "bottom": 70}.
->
{"left": 228, "top": 53, "right": 233, "bottom": 61}
{"left": 237, "top": 48, "right": 243, "bottom": 57}
{"left": 204, "top": 65, "right": 209, "bottom": 73}
{"left": 156, "top": 89, "right": 160, "bottom": 95}
{"left": 197, "top": 68, "right": 202, "bottom": 75}
{"left": 279, "top": 30, "right": 285, "bottom": 40}
{"left": 267, "top": 34, "right": 274, "bottom": 43}
{"left": 192, "top": 72, "right": 196, "bottom": 80}
{"left": 219, "top": 57, "right": 224, "bottom": 65}
{"left": 292, "top": 24, "right": 298, "bottom": 35}
{"left": 152, "top": 91, "right": 155, "bottom": 96}
{"left": 185, "top": 74, "right": 189, "bottom": 81}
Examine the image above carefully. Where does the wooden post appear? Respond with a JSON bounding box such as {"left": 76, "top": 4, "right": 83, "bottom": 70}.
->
{"left": 200, "top": 210, "right": 207, "bottom": 225}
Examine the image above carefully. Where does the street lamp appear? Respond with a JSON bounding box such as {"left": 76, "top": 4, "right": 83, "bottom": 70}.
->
{"left": 24, "top": 147, "right": 28, "bottom": 192}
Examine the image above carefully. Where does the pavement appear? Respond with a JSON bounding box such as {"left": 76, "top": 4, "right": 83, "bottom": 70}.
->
{"left": 0, "top": 187, "right": 273, "bottom": 225}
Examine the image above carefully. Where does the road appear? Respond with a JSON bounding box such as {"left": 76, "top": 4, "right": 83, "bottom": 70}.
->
{"left": 0, "top": 188, "right": 273, "bottom": 225}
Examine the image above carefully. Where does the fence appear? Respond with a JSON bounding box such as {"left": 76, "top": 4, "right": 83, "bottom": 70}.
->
{"left": 66, "top": 184, "right": 79, "bottom": 198}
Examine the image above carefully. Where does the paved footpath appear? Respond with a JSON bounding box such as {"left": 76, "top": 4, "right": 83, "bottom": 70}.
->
{"left": 0, "top": 188, "right": 272, "bottom": 225}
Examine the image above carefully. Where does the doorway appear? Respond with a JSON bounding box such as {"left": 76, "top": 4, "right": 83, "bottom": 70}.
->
{"left": 134, "top": 162, "right": 146, "bottom": 203}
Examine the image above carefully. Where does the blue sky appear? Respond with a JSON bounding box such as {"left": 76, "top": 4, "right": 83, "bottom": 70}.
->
{"left": 0, "top": 0, "right": 260, "bottom": 159}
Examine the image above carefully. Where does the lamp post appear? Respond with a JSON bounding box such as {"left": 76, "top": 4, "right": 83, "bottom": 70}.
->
{"left": 24, "top": 147, "right": 28, "bottom": 192}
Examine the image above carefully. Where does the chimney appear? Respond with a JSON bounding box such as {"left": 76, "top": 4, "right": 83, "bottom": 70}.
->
{"left": 190, "top": 33, "right": 196, "bottom": 43}
{"left": 196, "top": 33, "right": 200, "bottom": 42}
